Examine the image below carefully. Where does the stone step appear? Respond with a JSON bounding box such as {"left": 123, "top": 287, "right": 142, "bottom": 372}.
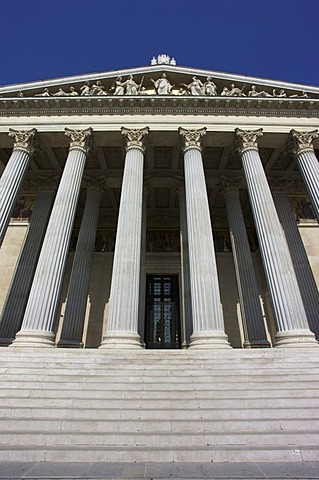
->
{"left": 2, "top": 396, "right": 319, "bottom": 410}
{"left": 0, "top": 430, "right": 318, "bottom": 448}
{"left": 1, "top": 386, "right": 319, "bottom": 399}
{"left": 1, "top": 406, "right": 317, "bottom": 420}
{"left": 1, "top": 445, "right": 318, "bottom": 463}
{"left": 1, "top": 417, "right": 319, "bottom": 433}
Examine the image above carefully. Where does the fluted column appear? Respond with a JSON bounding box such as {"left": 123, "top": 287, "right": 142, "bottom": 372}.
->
{"left": 220, "top": 177, "right": 270, "bottom": 348}
{"left": 179, "top": 127, "right": 230, "bottom": 349}
{"left": 0, "top": 181, "right": 56, "bottom": 345}
{"left": 11, "top": 128, "right": 92, "bottom": 348}
{"left": 271, "top": 184, "right": 319, "bottom": 340}
{"left": 291, "top": 130, "right": 319, "bottom": 220}
{"left": 175, "top": 177, "right": 192, "bottom": 348}
{"left": 0, "top": 129, "right": 36, "bottom": 246}
{"left": 58, "top": 179, "right": 103, "bottom": 348}
{"left": 236, "top": 128, "right": 317, "bottom": 347}
{"left": 100, "top": 127, "right": 149, "bottom": 348}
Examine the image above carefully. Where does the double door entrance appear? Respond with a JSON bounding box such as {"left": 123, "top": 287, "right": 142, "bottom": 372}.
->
{"left": 144, "top": 275, "right": 181, "bottom": 349}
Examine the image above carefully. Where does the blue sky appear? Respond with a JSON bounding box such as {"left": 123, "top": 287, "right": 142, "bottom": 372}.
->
{"left": 1, "top": 0, "right": 318, "bottom": 87}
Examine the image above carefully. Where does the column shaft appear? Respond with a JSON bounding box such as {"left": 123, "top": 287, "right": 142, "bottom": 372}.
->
{"left": 58, "top": 187, "right": 102, "bottom": 347}
{"left": 11, "top": 128, "right": 92, "bottom": 347}
{"left": 0, "top": 129, "right": 36, "bottom": 246}
{"left": 0, "top": 190, "right": 55, "bottom": 345}
{"left": 224, "top": 189, "right": 270, "bottom": 347}
{"left": 273, "top": 192, "right": 319, "bottom": 339}
{"left": 179, "top": 128, "right": 230, "bottom": 348}
{"left": 236, "top": 128, "right": 317, "bottom": 347}
{"left": 100, "top": 127, "right": 149, "bottom": 348}
{"left": 295, "top": 150, "right": 319, "bottom": 220}
{"left": 291, "top": 130, "right": 319, "bottom": 220}
{"left": 179, "top": 187, "right": 192, "bottom": 347}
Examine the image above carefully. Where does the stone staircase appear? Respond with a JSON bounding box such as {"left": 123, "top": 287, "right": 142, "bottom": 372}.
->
{"left": 0, "top": 348, "right": 319, "bottom": 464}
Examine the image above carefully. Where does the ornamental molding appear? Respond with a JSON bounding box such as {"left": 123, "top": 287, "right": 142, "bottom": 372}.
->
{"left": 291, "top": 129, "right": 318, "bottom": 154}
{"left": 143, "top": 175, "right": 152, "bottom": 197}
{"left": 235, "top": 128, "right": 263, "bottom": 154}
{"left": 8, "top": 128, "right": 37, "bottom": 154}
{"left": 174, "top": 175, "right": 185, "bottom": 195}
{"left": 269, "top": 177, "right": 307, "bottom": 194}
{"left": 179, "top": 127, "right": 206, "bottom": 152}
{"left": 1, "top": 95, "right": 318, "bottom": 118}
{"left": 121, "top": 126, "right": 149, "bottom": 152}
{"left": 65, "top": 127, "right": 93, "bottom": 153}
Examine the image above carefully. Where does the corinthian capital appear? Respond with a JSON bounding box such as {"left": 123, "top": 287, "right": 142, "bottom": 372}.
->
{"left": 291, "top": 129, "right": 318, "bottom": 155}
{"left": 235, "top": 128, "right": 263, "bottom": 154}
{"left": 9, "top": 128, "right": 37, "bottom": 154}
{"left": 178, "top": 127, "right": 206, "bottom": 152}
{"left": 83, "top": 176, "right": 106, "bottom": 195}
{"left": 219, "top": 176, "right": 242, "bottom": 195}
{"left": 65, "top": 127, "right": 93, "bottom": 153}
{"left": 121, "top": 127, "right": 149, "bottom": 152}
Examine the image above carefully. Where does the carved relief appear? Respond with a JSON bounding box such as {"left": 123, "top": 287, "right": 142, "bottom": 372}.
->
{"left": 121, "top": 127, "right": 149, "bottom": 151}
{"left": 8, "top": 128, "right": 37, "bottom": 154}
{"left": 11, "top": 195, "right": 36, "bottom": 221}
{"left": 179, "top": 127, "right": 206, "bottom": 152}
{"left": 65, "top": 127, "right": 93, "bottom": 152}
{"left": 291, "top": 129, "right": 318, "bottom": 154}
{"left": 235, "top": 128, "right": 263, "bottom": 154}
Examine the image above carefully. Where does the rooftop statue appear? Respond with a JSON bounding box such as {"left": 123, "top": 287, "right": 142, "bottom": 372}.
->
{"left": 150, "top": 54, "right": 176, "bottom": 65}
{"left": 80, "top": 82, "right": 92, "bottom": 96}
{"left": 122, "top": 75, "right": 143, "bottom": 95}
{"left": 151, "top": 73, "right": 173, "bottom": 95}
{"left": 204, "top": 77, "right": 218, "bottom": 96}
{"left": 273, "top": 89, "right": 286, "bottom": 98}
{"left": 112, "top": 77, "right": 125, "bottom": 95}
{"left": 248, "top": 85, "right": 272, "bottom": 97}
{"left": 53, "top": 88, "right": 69, "bottom": 97}
{"left": 221, "top": 84, "right": 246, "bottom": 96}
{"left": 181, "top": 76, "right": 204, "bottom": 95}
{"left": 35, "top": 88, "right": 51, "bottom": 97}
{"left": 289, "top": 91, "right": 309, "bottom": 98}
{"left": 91, "top": 81, "right": 108, "bottom": 96}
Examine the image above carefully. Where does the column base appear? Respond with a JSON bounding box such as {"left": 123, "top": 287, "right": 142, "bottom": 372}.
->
{"left": 275, "top": 329, "right": 318, "bottom": 348}
{"left": 244, "top": 339, "right": 271, "bottom": 348}
{"left": 99, "top": 331, "right": 143, "bottom": 349}
{"left": 57, "top": 339, "right": 84, "bottom": 348}
{"left": 10, "top": 330, "right": 56, "bottom": 348}
{"left": 189, "top": 331, "right": 232, "bottom": 349}
{"left": 0, "top": 338, "right": 14, "bottom": 347}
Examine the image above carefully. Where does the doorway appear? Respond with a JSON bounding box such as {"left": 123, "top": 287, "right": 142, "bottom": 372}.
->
{"left": 144, "top": 275, "right": 181, "bottom": 349}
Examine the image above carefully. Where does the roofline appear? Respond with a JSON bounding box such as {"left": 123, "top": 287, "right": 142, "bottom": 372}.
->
{"left": 0, "top": 64, "right": 318, "bottom": 94}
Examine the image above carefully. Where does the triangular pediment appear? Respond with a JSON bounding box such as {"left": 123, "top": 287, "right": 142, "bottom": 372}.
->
{"left": 1, "top": 63, "right": 319, "bottom": 99}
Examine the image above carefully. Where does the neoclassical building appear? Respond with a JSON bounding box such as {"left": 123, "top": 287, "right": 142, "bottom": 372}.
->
{"left": 1, "top": 55, "right": 319, "bottom": 466}
{"left": 0, "top": 54, "right": 318, "bottom": 351}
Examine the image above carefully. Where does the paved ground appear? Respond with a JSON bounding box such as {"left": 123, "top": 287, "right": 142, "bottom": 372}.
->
{"left": 0, "top": 462, "right": 318, "bottom": 479}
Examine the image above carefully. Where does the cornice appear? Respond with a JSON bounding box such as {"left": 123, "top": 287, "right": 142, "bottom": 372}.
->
{"left": 0, "top": 95, "right": 319, "bottom": 118}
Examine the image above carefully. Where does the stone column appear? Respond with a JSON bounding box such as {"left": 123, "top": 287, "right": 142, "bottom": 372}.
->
{"left": 271, "top": 182, "right": 319, "bottom": 340}
{"left": 236, "top": 128, "right": 317, "bottom": 347}
{"left": 0, "top": 129, "right": 37, "bottom": 246}
{"left": 58, "top": 179, "right": 103, "bottom": 348}
{"left": 11, "top": 128, "right": 93, "bottom": 348}
{"left": 100, "top": 127, "right": 149, "bottom": 349}
{"left": 178, "top": 127, "right": 230, "bottom": 348}
{"left": 0, "top": 180, "right": 56, "bottom": 346}
{"left": 291, "top": 129, "right": 319, "bottom": 220}
{"left": 175, "top": 177, "right": 192, "bottom": 348}
{"left": 220, "top": 177, "right": 270, "bottom": 348}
